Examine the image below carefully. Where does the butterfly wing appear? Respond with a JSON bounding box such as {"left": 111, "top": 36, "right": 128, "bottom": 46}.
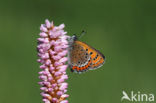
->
{"left": 68, "top": 40, "right": 105, "bottom": 73}
{"left": 68, "top": 41, "right": 91, "bottom": 72}
{"left": 90, "top": 48, "right": 105, "bottom": 70}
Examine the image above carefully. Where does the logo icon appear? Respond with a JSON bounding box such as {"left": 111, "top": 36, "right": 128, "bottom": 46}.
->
{"left": 121, "top": 91, "right": 131, "bottom": 101}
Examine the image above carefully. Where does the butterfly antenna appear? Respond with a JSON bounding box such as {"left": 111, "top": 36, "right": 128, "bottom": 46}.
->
{"left": 79, "top": 30, "right": 86, "bottom": 39}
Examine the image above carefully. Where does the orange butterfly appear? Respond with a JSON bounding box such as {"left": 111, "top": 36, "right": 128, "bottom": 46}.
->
{"left": 68, "top": 31, "right": 105, "bottom": 73}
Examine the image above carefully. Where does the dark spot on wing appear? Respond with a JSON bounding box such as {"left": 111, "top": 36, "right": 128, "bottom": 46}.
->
{"left": 96, "top": 54, "right": 99, "bottom": 59}
{"left": 94, "top": 49, "right": 105, "bottom": 59}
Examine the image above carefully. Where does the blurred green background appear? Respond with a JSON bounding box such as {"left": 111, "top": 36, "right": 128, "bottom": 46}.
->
{"left": 0, "top": 0, "right": 156, "bottom": 103}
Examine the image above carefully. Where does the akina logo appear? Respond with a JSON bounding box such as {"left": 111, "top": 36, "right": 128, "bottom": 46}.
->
{"left": 121, "top": 91, "right": 154, "bottom": 102}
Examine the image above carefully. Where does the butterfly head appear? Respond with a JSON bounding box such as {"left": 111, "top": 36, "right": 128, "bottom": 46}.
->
{"left": 72, "top": 34, "right": 78, "bottom": 41}
{"left": 68, "top": 34, "right": 78, "bottom": 46}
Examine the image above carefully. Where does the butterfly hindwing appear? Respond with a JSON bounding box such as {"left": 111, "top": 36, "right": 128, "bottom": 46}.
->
{"left": 90, "top": 48, "right": 105, "bottom": 69}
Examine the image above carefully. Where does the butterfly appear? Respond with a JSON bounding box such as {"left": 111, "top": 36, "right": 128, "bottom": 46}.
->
{"left": 68, "top": 31, "right": 105, "bottom": 73}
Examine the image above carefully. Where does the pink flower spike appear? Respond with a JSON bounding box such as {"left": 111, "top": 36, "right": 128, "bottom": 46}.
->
{"left": 37, "top": 19, "right": 69, "bottom": 103}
